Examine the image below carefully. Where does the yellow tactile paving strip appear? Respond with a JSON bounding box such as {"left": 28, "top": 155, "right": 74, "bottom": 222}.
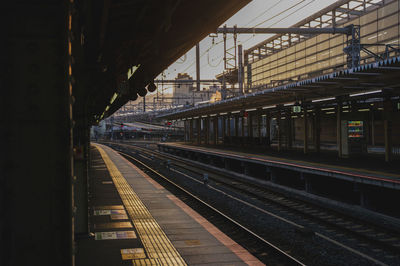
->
{"left": 95, "top": 145, "right": 186, "bottom": 266}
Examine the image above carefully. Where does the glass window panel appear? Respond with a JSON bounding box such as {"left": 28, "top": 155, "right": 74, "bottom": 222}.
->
{"left": 287, "top": 62, "right": 295, "bottom": 71}
{"left": 318, "top": 50, "right": 330, "bottom": 60}
{"left": 329, "top": 44, "right": 344, "bottom": 57}
{"left": 330, "top": 35, "right": 344, "bottom": 47}
{"left": 278, "top": 65, "right": 286, "bottom": 74}
{"left": 306, "top": 46, "right": 317, "bottom": 56}
{"left": 277, "top": 50, "right": 285, "bottom": 59}
{"left": 278, "top": 57, "right": 286, "bottom": 66}
{"left": 287, "top": 46, "right": 296, "bottom": 55}
{"left": 361, "top": 33, "right": 378, "bottom": 44}
{"left": 378, "top": 2, "right": 398, "bottom": 18}
{"left": 296, "top": 41, "right": 305, "bottom": 50}
{"left": 296, "top": 49, "right": 306, "bottom": 59}
{"left": 378, "top": 14, "right": 399, "bottom": 30}
{"left": 360, "top": 10, "right": 378, "bottom": 25}
{"left": 295, "top": 58, "right": 305, "bottom": 67}
{"left": 379, "top": 25, "right": 399, "bottom": 42}
{"left": 330, "top": 55, "right": 344, "bottom": 66}
{"left": 317, "top": 40, "right": 330, "bottom": 51}
{"left": 306, "top": 55, "right": 316, "bottom": 64}
{"left": 317, "top": 34, "right": 329, "bottom": 43}
{"left": 306, "top": 37, "right": 317, "bottom": 47}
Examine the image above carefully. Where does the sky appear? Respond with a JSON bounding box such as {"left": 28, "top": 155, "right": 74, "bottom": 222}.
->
{"left": 157, "top": 0, "right": 339, "bottom": 83}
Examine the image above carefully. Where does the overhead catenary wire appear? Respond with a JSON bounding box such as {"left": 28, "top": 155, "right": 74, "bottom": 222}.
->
{"left": 174, "top": 0, "right": 320, "bottom": 78}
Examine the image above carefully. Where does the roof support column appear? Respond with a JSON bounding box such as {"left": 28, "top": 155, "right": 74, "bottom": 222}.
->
{"left": 205, "top": 116, "right": 210, "bottom": 145}
{"left": 248, "top": 112, "right": 253, "bottom": 140}
{"left": 235, "top": 115, "right": 239, "bottom": 138}
{"left": 370, "top": 105, "right": 375, "bottom": 146}
{"left": 189, "top": 119, "right": 193, "bottom": 143}
{"left": 213, "top": 116, "right": 218, "bottom": 145}
{"left": 227, "top": 113, "right": 231, "bottom": 143}
{"left": 314, "top": 106, "right": 321, "bottom": 153}
{"left": 241, "top": 115, "right": 245, "bottom": 146}
{"left": 222, "top": 115, "right": 226, "bottom": 144}
{"left": 197, "top": 118, "right": 201, "bottom": 144}
{"left": 337, "top": 101, "right": 342, "bottom": 158}
{"left": 384, "top": 98, "right": 393, "bottom": 162}
{"left": 287, "top": 110, "right": 293, "bottom": 150}
{"left": 303, "top": 105, "right": 308, "bottom": 154}
{"left": 277, "top": 110, "right": 282, "bottom": 152}
{"left": 184, "top": 120, "right": 188, "bottom": 142}
{"left": 266, "top": 112, "right": 271, "bottom": 148}
{"left": 257, "top": 109, "right": 262, "bottom": 145}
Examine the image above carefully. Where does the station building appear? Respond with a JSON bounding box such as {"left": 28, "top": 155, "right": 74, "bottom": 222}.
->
{"left": 162, "top": 0, "right": 400, "bottom": 162}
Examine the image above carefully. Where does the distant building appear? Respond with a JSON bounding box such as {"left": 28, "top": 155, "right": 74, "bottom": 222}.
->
{"left": 172, "top": 73, "right": 221, "bottom": 106}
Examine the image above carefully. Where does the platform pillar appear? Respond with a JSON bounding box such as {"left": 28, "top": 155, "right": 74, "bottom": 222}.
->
{"left": 257, "top": 109, "right": 262, "bottom": 144}
{"left": 213, "top": 116, "right": 218, "bottom": 145}
{"left": 314, "top": 106, "right": 321, "bottom": 153}
{"left": 287, "top": 110, "right": 293, "bottom": 150}
{"left": 235, "top": 115, "right": 239, "bottom": 138}
{"left": 227, "top": 113, "right": 231, "bottom": 143}
{"left": 205, "top": 117, "right": 210, "bottom": 145}
{"left": 370, "top": 106, "right": 375, "bottom": 146}
{"left": 336, "top": 101, "right": 342, "bottom": 158}
{"left": 241, "top": 116, "right": 245, "bottom": 137}
{"left": 248, "top": 112, "right": 253, "bottom": 141}
{"left": 383, "top": 99, "right": 393, "bottom": 162}
{"left": 197, "top": 118, "right": 201, "bottom": 144}
{"left": 266, "top": 113, "right": 271, "bottom": 148}
{"left": 222, "top": 116, "right": 226, "bottom": 144}
{"left": 2, "top": 3, "right": 74, "bottom": 265}
{"left": 189, "top": 119, "right": 194, "bottom": 143}
{"left": 183, "top": 120, "right": 187, "bottom": 142}
{"left": 303, "top": 105, "right": 308, "bottom": 154}
{"left": 277, "top": 111, "right": 282, "bottom": 152}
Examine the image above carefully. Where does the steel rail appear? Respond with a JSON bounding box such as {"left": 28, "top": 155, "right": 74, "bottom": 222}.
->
{"left": 117, "top": 149, "right": 306, "bottom": 266}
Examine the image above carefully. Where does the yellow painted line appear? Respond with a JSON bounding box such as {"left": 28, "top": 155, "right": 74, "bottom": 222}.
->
{"left": 95, "top": 145, "right": 186, "bottom": 266}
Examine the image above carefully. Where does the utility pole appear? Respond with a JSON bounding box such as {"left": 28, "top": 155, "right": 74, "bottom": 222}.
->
{"left": 196, "top": 43, "right": 200, "bottom": 105}
{"left": 238, "top": 44, "right": 244, "bottom": 95}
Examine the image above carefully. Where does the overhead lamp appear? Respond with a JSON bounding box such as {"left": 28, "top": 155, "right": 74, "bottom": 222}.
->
{"left": 349, "top": 90, "right": 382, "bottom": 97}
{"left": 311, "top": 97, "right": 335, "bottom": 103}
{"left": 284, "top": 102, "right": 294, "bottom": 106}
{"left": 109, "top": 92, "right": 118, "bottom": 104}
{"left": 127, "top": 64, "right": 141, "bottom": 79}
{"left": 147, "top": 82, "right": 157, "bottom": 92}
{"left": 130, "top": 93, "right": 138, "bottom": 101}
{"left": 137, "top": 87, "right": 147, "bottom": 97}
{"left": 262, "top": 105, "right": 276, "bottom": 109}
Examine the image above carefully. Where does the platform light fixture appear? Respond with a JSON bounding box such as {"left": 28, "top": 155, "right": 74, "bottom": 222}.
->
{"left": 284, "top": 102, "right": 294, "bottom": 106}
{"left": 350, "top": 90, "right": 382, "bottom": 97}
{"left": 231, "top": 110, "right": 241, "bottom": 114}
{"left": 358, "top": 108, "right": 370, "bottom": 112}
{"left": 127, "top": 64, "right": 141, "bottom": 79}
{"left": 321, "top": 107, "right": 335, "bottom": 111}
{"left": 311, "top": 97, "right": 335, "bottom": 103}
{"left": 245, "top": 108, "right": 257, "bottom": 112}
{"left": 219, "top": 112, "right": 227, "bottom": 115}
{"left": 262, "top": 105, "right": 276, "bottom": 109}
{"left": 109, "top": 92, "right": 118, "bottom": 105}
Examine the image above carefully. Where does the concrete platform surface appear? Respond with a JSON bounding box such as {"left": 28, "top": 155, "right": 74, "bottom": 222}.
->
{"left": 76, "top": 143, "right": 263, "bottom": 266}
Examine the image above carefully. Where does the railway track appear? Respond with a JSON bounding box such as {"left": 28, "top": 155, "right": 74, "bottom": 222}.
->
{"left": 102, "top": 141, "right": 400, "bottom": 265}
{"left": 116, "top": 148, "right": 305, "bottom": 265}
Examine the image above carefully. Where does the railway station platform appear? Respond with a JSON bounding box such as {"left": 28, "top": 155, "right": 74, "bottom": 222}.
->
{"left": 76, "top": 143, "right": 263, "bottom": 265}
{"left": 158, "top": 142, "right": 400, "bottom": 188}
{"left": 157, "top": 142, "right": 400, "bottom": 219}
